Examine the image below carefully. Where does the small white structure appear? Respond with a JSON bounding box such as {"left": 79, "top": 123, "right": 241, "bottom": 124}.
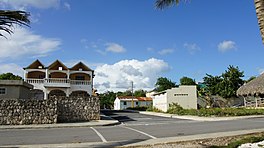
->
{"left": 153, "top": 85, "right": 197, "bottom": 112}
{"left": 114, "top": 96, "right": 152, "bottom": 110}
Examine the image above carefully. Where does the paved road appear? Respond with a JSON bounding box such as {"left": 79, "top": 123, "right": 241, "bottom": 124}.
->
{"left": 1, "top": 110, "right": 264, "bottom": 147}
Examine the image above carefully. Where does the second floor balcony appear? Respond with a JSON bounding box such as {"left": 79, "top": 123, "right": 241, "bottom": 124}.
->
{"left": 26, "top": 78, "right": 92, "bottom": 88}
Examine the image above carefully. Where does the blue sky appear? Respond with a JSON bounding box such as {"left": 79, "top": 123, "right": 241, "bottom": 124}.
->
{"left": 0, "top": 0, "right": 263, "bottom": 92}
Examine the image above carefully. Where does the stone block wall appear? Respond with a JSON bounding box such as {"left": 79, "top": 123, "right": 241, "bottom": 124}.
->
{"left": 55, "top": 96, "right": 100, "bottom": 123}
{"left": 0, "top": 99, "right": 57, "bottom": 125}
{"left": 0, "top": 97, "right": 100, "bottom": 125}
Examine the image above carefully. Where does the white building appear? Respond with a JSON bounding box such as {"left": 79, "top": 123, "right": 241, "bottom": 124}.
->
{"left": 153, "top": 85, "right": 197, "bottom": 112}
{"left": 24, "top": 60, "right": 94, "bottom": 100}
{"left": 114, "top": 96, "right": 152, "bottom": 110}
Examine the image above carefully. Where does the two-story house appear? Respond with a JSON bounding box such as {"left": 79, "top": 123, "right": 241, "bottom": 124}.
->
{"left": 24, "top": 60, "right": 94, "bottom": 100}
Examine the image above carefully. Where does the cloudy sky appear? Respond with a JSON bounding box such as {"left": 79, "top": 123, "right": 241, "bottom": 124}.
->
{"left": 0, "top": 0, "right": 263, "bottom": 92}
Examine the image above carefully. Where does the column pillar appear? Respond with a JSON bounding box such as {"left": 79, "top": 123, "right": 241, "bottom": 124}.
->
{"left": 45, "top": 69, "right": 48, "bottom": 79}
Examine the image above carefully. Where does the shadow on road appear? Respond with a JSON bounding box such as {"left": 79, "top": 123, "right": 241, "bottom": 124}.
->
{"left": 101, "top": 109, "right": 136, "bottom": 123}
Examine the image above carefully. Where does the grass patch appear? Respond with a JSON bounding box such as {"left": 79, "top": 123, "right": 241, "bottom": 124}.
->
{"left": 210, "top": 133, "right": 264, "bottom": 148}
{"left": 166, "top": 103, "right": 264, "bottom": 117}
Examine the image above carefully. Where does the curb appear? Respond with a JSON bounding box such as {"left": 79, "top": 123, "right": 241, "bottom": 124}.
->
{"left": 139, "top": 111, "right": 264, "bottom": 121}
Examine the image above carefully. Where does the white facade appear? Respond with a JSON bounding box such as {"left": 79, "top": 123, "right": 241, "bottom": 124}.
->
{"left": 24, "top": 60, "right": 94, "bottom": 100}
{"left": 114, "top": 96, "right": 152, "bottom": 110}
{"left": 153, "top": 85, "right": 197, "bottom": 112}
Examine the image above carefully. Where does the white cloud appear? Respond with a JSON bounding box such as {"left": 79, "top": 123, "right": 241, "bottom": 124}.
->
{"left": 218, "top": 40, "right": 236, "bottom": 52}
{"left": 184, "top": 43, "right": 200, "bottom": 55}
{"left": 147, "top": 47, "right": 155, "bottom": 52}
{"left": 94, "top": 58, "right": 170, "bottom": 93}
{"left": 158, "top": 48, "right": 174, "bottom": 55}
{"left": 0, "top": 0, "right": 61, "bottom": 9}
{"left": 105, "top": 42, "right": 126, "bottom": 53}
{"left": 63, "top": 2, "right": 71, "bottom": 10}
{"left": 0, "top": 27, "right": 61, "bottom": 60}
{"left": 0, "top": 63, "right": 24, "bottom": 77}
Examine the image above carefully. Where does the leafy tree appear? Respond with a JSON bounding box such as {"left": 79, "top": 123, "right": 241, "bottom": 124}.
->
{"left": 155, "top": 0, "right": 181, "bottom": 10}
{"left": 0, "top": 10, "right": 30, "bottom": 38}
{"left": 219, "top": 65, "right": 244, "bottom": 98}
{"left": 180, "top": 76, "right": 196, "bottom": 85}
{"left": 203, "top": 74, "right": 222, "bottom": 95}
{"left": 0, "top": 72, "right": 22, "bottom": 80}
{"left": 99, "top": 91, "right": 116, "bottom": 109}
{"left": 155, "top": 77, "right": 176, "bottom": 92}
{"left": 134, "top": 89, "right": 146, "bottom": 97}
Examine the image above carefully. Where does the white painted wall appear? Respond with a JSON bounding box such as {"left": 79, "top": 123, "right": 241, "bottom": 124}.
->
{"left": 153, "top": 85, "right": 197, "bottom": 112}
{"left": 153, "top": 93, "right": 168, "bottom": 112}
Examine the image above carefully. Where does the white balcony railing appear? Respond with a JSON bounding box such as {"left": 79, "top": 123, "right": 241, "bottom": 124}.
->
{"left": 26, "top": 78, "right": 91, "bottom": 86}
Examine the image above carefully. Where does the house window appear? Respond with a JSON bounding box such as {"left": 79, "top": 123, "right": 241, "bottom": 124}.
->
{"left": 136, "top": 102, "right": 139, "bottom": 106}
{"left": 58, "top": 67, "right": 63, "bottom": 70}
{"left": 75, "top": 76, "right": 85, "bottom": 80}
{"left": 123, "top": 101, "right": 127, "bottom": 105}
{"left": 38, "top": 66, "right": 43, "bottom": 69}
{"left": 79, "top": 68, "right": 82, "bottom": 71}
{"left": 174, "top": 94, "right": 188, "bottom": 96}
{"left": 0, "top": 88, "right": 6, "bottom": 95}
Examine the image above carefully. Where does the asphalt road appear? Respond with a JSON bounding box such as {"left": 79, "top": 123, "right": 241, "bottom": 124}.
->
{"left": 1, "top": 110, "right": 264, "bottom": 147}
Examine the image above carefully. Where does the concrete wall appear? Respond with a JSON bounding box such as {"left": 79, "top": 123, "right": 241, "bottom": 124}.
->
{"left": 153, "top": 85, "right": 197, "bottom": 112}
{"left": 0, "top": 96, "right": 100, "bottom": 125}
{"left": 153, "top": 93, "right": 168, "bottom": 112}
{"left": 0, "top": 80, "right": 33, "bottom": 100}
{"left": 167, "top": 86, "right": 197, "bottom": 109}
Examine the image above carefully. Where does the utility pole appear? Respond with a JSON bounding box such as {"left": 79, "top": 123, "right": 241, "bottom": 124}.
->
{"left": 131, "top": 81, "right": 134, "bottom": 108}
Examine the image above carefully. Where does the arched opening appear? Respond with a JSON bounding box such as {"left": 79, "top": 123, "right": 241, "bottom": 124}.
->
{"left": 70, "top": 73, "right": 91, "bottom": 81}
{"left": 30, "top": 89, "right": 44, "bottom": 100}
{"left": 27, "top": 71, "right": 45, "bottom": 79}
{"left": 49, "top": 72, "right": 67, "bottom": 79}
{"left": 49, "top": 89, "right": 66, "bottom": 98}
{"left": 70, "top": 91, "right": 90, "bottom": 97}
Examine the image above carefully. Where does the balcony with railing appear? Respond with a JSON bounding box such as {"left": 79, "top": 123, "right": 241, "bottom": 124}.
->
{"left": 26, "top": 78, "right": 91, "bottom": 88}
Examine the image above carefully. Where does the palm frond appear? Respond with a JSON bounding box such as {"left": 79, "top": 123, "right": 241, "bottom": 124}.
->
{"left": 0, "top": 10, "right": 30, "bottom": 37}
{"left": 155, "top": 0, "right": 180, "bottom": 10}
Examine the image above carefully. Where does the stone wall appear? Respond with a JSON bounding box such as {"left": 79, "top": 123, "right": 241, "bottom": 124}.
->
{"left": 55, "top": 96, "right": 100, "bottom": 123}
{"left": 0, "top": 99, "right": 57, "bottom": 125}
{"left": 0, "top": 97, "right": 100, "bottom": 125}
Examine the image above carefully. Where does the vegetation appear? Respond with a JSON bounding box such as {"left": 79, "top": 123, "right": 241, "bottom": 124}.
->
{"left": 0, "top": 73, "right": 22, "bottom": 80}
{"left": 155, "top": 77, "right": 177, "bottom": 92}
{"left": 146, "top": 106, "right": 164, "bottom": 112}
{"left": 166, "top": 103, "right": 264, "bottom": 117}
{"left": 203, "top": 65, "right": 244, "bottom": 99}
{"left": 0, "top": 10, "right": 30, "bottom": 37}
{"left": 180, "top": 76, "right": 196, "bottom": 85}
{"left": 127, "top": 106, "right": 148, "bottom": 111}
{"left": 211, "top": 133, "right": 264, "bottom": 148}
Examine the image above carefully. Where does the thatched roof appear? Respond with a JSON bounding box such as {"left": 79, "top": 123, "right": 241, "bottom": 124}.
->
{"left": 237, "top": 73, "right": 264, "bottom": 96}
{"left": 255, "top": 0, "right": 264, "bottom": 44}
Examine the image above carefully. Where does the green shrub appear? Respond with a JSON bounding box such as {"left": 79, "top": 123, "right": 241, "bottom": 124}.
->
{"left": 166, "top": 103, "right": 264, "bottom": 117}
{"left": 146, "top": 106, "right": 164, "bottom": 112}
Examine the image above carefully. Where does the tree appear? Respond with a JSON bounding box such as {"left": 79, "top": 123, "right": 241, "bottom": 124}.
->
{"left": 134, "top": 89, "right": 146, "bottom": 97}
{"left": 219, "top": 65, "right": 244, "bottom": 98}
{"left": 203, "top": 74, "right": 222, "bottom": 96}
{"left": 0, "top": 10, "right": 30, "bottom": 38}
{"left": 99, "top": 91, "right": 116, "bottom": 109}
{"left": 180, "top": 76, "right": 196, "bottom": 85}
{"left": 155, "top": 77, "right": 176, "bottom": 92}
{"left": 155, "top": 0, "right": 264, "bottom": 45}
{"left": 0, "top": 72, "right": 22, "bottom": 80}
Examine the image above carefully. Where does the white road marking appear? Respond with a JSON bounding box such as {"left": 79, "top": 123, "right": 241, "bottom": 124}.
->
{"left": 90, "top": 127, "right": 107, "bottom": 142}
{"left": 122, "top": 126, "right": 157, "bottom": 139}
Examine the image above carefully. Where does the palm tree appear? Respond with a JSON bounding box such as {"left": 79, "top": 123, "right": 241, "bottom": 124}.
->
{"left": 155, "top": 0, "right": 264, "bottom": 44}
{"left": 0, "top": 10, "right": 30, "bottom": 38}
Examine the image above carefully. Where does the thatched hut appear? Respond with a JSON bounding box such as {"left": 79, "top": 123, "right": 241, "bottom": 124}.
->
{"left": 237, "top": 73, "right": 264, "bottom": 107}
{"left": 255, "top": 0, "right": 264, "bottom": 44}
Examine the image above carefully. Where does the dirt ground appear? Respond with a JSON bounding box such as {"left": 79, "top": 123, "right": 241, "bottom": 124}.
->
{"left": 121, "top": 132, "right": 264, "bottom": 148}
